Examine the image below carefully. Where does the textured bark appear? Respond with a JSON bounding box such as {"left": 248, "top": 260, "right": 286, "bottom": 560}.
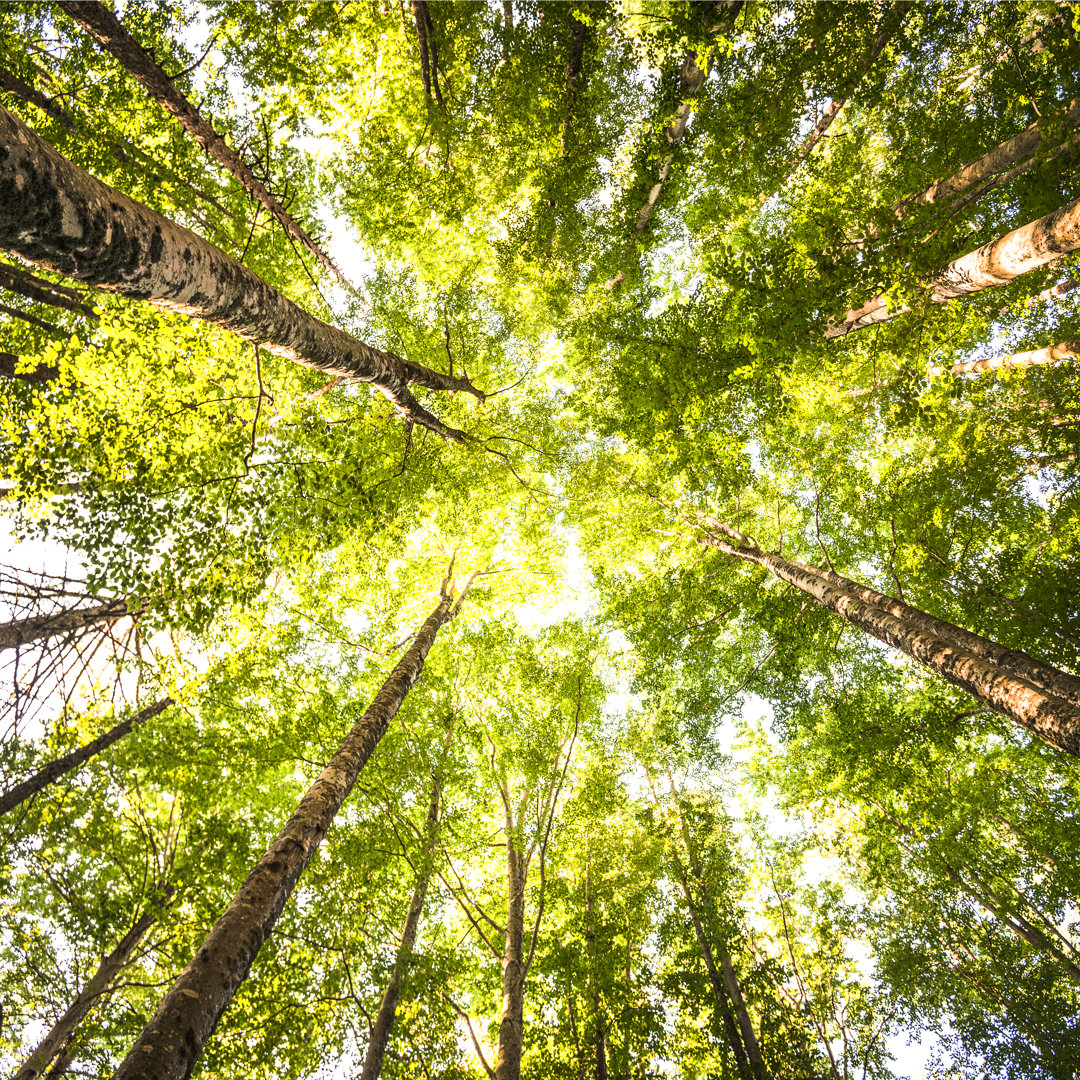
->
{"left": 111, "top": 588, "right": 464, "bottom": 1080}
{"left": 675, "top": 865, "right": 750, "bottom": 1075}
{"left": 0, "top": 598, "right": 141, "bottom": 653}
{"left": 699, "top": 520, "right": 1080, "bottom": 756}
{"left": 794, "top": 2, "right": 911, "bottom": 169}
{"left": 0, "top": 104, "right": 481, "bottom": 438}
{"left": 495, "top": 839, "right": 527, "bottom": 1080}
{"left": 59, "top": 1, "right": 351, "bottom": 288}
{"left": 0, "top": 698, "right": 173, "bottom": 817}
{"left": 892, "top": 101, "right": 1080, "bottom": 217}
{"left": 0, "top": 258, "right": 96, "bottom": 317}
{"left": 827, "top": 196, "right": 1080, "bottom": 338}
{"left": 559, "top": 18, "right": 588, "bottom": 152}
{"left": 939, "top": 339, "right": 1080, "bottom": 375}
{"left": 411, "top": 1, "right": 434, "bottom": 99}
{"left": 0, "top": 351, "right": 60, "bottom": 383}
{"left": 359, "top": 777, "right": 442, "bottom": 1080}
{"left": 14, "top": 905, "right": 162, "bottom": 1080}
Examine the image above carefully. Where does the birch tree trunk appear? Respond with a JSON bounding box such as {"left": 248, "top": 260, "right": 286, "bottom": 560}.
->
{"left": 891, "top": 101, "right": 1080, "bottom": 217}
{"left": 826, "top": 196, "right": 1080, "bottom": 338}
{"left": 358, "top": 776, "right": 442, "bottom": 1080}
{"left": 14, "top": 903, "right": 164, "bottom": 1080}
{"left": 698, "top": 518, "right": 1080, "bottom": 756}
{"left": 495, "top": 837, "right": 527, "bottom": 1080}
{"left": 0, "top": 599, "right": 142, "bottom": 653}
{"left": 0, "top": 698, "right": 173, "bottom": 817}
{"left": 792, "top": 1, "right": 911, "bottom": 169}
{"left": 0, "top": 104, "right": 481, "bottom": 438}
{"left": 936, "top": 339, "right": 1079, "bottom": 375}
{"left": 110, "top": 582, "right": 467, "bottom": 1080}
{"left": 58, "top": 1, "right": 351, "bottom": 288}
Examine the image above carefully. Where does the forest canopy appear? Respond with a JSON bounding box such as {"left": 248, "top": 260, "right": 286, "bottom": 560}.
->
{"left": 1, "top": 1, "right": 1080, "bottom": 1078}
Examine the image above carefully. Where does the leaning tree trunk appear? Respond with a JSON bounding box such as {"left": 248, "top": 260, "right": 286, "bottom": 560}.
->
{"left": 891, "top": 100, "right": 1080, "bottom": 218}
{"left": 495, "top": 838, "right": 527, "bottom": 1080}
{"left": 676, "top": 867, "right": 752, "bottom": 1076}
{"left": 58, "top": 1, "right": 351, "bottom": 288}
{"left": 791, "top": 1, "right": 911, "bottom": 170}
{"left": 698, "top": 517, "right": 1080, "bottom": 757}
{"left": 0, "top": 105, "right": 481, "bottom": 438}
{"left": 0, "top": 259, "right": 96, "bottom": 317}
{"left": 826, "top": 195, "right": 1080, "bottom": 338}
{"left": 359, "top": 775, "right": 442, "bottom": 1080}
{"left": 14, "top": 901, "right": 166, "bottom": 1080}
{"left": 110, "top": 580, "right": 468, "bottom": 1080}
{"left": 937, "top": 339, "right": 1079, "bottom": 375}
{"left": 0, "top": 698, "right": 173, "bottom": 817}
{"left": 0, "top": 598, "right": 142, "bottom": 654}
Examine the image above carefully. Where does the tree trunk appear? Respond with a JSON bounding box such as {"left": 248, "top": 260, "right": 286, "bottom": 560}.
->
{"left": 892, "top": 101, "right": 1080, "bottom": 217}
{"left": 0, "top": 104, "right": 481, "bottom": 438}
{"left": 585, "top": 864, "right": 607, "bottom": 1080}
{"left": 698, "top": 518, "right": 1080, "bottom": 757}
{"left": 110, "top": 583, "right": 467, "bottom": 1080}
{"left": 0, "top": 351, "right": 59, "bottom": 383}
{"left": 15, "top": 901, "right": 165, "bottom": 1080}
{"left": 792, "top": 2, "right": 911, "bottom": 169}
{"left": 676, "top": 864, "right": 751, "bottom": 1076}
{"left": 826, "top": 195, "right": 1080, "bottom": 338}
{"left": 0, "top": 598, "right": 142, "bottom": 654}
{"left": 0, "top": 698, "right": 173, "bottom": 817}
{"left": 411, "top": 1, "right": 434, "bottom": 99}
{"left": 0, "top": 259, "right": 96, "bottom": 317}
{"left": 937, "top": 339, "right": 1079, "bottom": 375}
{"left": 495, "top": 839, "right": 526, "bottom": 1080}
{"left": 559, "top": 18, "right": 588, "bottom": 153}
{"left": 359, "top": 775, "right": 442, "bottom": 1080}
{"left": 58, "top": 1, "right": 351, "bottom": 289}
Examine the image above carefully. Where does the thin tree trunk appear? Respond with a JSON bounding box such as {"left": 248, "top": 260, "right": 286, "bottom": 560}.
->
{"left": 0, "top": 259, "right": 96, "bottom": 317}
{"left": 675, "top": 864, "right": 751, "bottom": 1076}
{"left": 891, "top": 101, "right": 1080, "bottom": 217}
{"left": 0, "top": 104, "right": 481, "bottom": 438}
{"left": 359, "top": 775, "right": 442, "bottom": 1080}
{"left": 110, "top": 579, "right": 469, "bottom": 1080}
{"left": 698, "top": 518, "right": 1080, "bottom": 756}
{"left": 0, "top": 598, "right": 142, "bottom": 654}
{"left": 792, "top": 2, "right": 911, "bottom": 169}
{"left": 585, "top": 863, "right": 607, "bottom": 1080}
{"left": 559, "top": 18, "right": 588, "bottom": 153}
{"left": 634, "top": 51, "right": 709, "bottom": 236}
{"left": 0, "top": 698, "right": 173, "bottom": 817}
{"left": 0, "top": 351, "right": 59, "bottom": 383}
{"left": 14, "top": 903, "right": 164, "bottom": 1080}
{"left": 936, "top": 339, "right": 1079, "bottom": 375}
{"left": 0, "top": 301, "right": 62, "bottom": 334}
{"left": 826, "top": 195, "right": 1080, "bottom": 338}
{"left": 495, "top": 837, "right": 526, "bottom": 1080}
{"left": 58, "top": 1, "right": 351, "bottom": 289}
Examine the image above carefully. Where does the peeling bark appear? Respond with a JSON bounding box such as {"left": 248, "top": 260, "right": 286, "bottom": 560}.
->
{"left": 111, "top": 584, "right": 467, "bottom": 1080}
{"left": 0, "top": 104, "right": 481, "bottom": 438}
{"left": 0, "top": 598, "right": 142, "bottom": 653}
{"left": 0, "top": 699, "right": 173, "bottom": 817}
{"left": 826, "top": 195, "right": 1080, "bottom": 338}
{"left": 359, "top": 776, "right": 442, "bottom": 1080}
{"left": 14, "top": 902, "right": 165, "bottom": 1080}
{"left": 699, "top": 519, "right": 1080, "bottom": 757}
{"left": 59, "top": 1, "right": 351, "bottom": 288}
{"left": 937, "top": 339, "right": 1080, "bottom": 375}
